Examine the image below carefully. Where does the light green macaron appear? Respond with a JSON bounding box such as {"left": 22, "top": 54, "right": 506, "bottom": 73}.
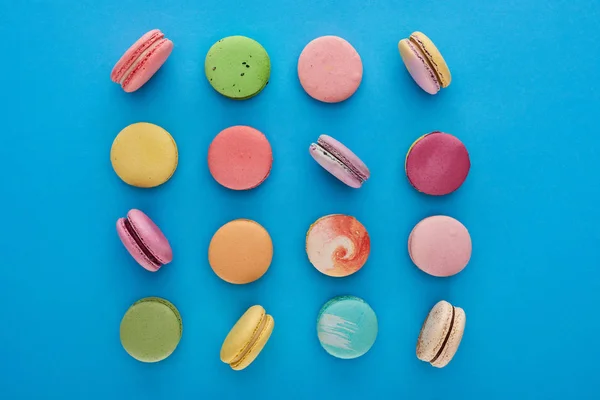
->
{"left": 204, "top": 36, "right": 271, "bottom": 100}
{"left": 120, "top": 297, "right": 183, "bottom": 363}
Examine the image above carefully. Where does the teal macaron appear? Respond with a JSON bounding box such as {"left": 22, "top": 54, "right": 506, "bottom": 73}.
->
{"left": 316, "top": 295, "right": 378, "bottom": 359}
{"left": 120, "top": 297, "right": 183, "bottom": 363}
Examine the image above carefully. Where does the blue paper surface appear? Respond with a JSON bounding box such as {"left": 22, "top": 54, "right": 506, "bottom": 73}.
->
{"left": 1, "top": 0, "right": 600, "bottom": 398}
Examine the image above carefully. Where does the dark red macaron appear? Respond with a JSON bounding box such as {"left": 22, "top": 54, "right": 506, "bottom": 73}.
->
{"left": 405, "top": 132, "right": 470, "bottom": 195}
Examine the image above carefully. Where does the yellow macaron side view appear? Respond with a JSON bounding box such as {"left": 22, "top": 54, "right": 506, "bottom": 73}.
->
{"left": 110, "top": 122, "right": 178, "bottom": 188}
{"left": 220, "top": 305, "right": 274, "bottom": 371}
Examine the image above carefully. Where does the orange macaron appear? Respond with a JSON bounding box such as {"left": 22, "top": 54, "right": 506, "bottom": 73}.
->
{"left": 208, "top": 219, "right": 273, "bottom": 284}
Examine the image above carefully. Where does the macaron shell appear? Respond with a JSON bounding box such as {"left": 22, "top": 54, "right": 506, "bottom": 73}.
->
{"left": 398, "top": 39, "right": 440, "bottom": 95}
{"left": 119, "top": 297, "right": 182, "bottom": 363}
{"left": 410, "top": 32, "right": 451, "bottom": 88}
{"left": 309, "top": 144, "right": 362, "bottom": 188}
{"left": 431, "top": 307, "right": 465, "bottom": 368}
{"left": 116, "top": 218, "right": 160, "bottom": 272}
{"left": 408, "top": 216, "right": 472, "bottom": 277}
{"left": 318, "top": 135, "right": 370, "bottom": 180}
{"left": 298, "top": 36, "right": 363, "bottom": 103}
{"left": 122, "top": 39, "right": 173, "bottom": 93}
{"left": 111, "top": 122, "right": 178, "bottom": 188}
{"left": 306, "top": 214, "right": 370, "bottom": 277}
{"left": 208, "top": 219, "right": 273, "bottom": 284}
{"left": 317, "top": 296, "right": 378, "bottom": 359}
{"left": 405, "top": 132, "right": 470, "bottom": 196}
{"left": 126, "top": 209, "right": 172, "bottom": 264}
{"left": 416, "top": 300, "right": 454, "bottom": 362}
{"left": 208, "top": 126, "right": 273, "bottom": 190}
{"left": 205, "top": 36, "right": 270, "bottom": 99}
{"left": 232, "top": 315, "right": 274, "bottom": 370}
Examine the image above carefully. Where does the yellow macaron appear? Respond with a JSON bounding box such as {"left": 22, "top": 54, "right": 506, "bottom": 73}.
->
{"left": 110, "top": 122, "right": 178, "bottom": 188}
{"left": 220, "top": 305, "right": 274, "bottom": 371}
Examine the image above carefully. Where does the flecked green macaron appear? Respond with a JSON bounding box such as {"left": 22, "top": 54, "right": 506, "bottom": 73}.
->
{"left": 205, "top": 36, "right": 270, "bottom": 100}
{"left": 119, "top": 297, "right": 183, "bottom": 363}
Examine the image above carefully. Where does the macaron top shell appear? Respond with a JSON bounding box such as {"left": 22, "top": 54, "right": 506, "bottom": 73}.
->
{"left": 317, "top": 295, "right": 378, "bottom": 359}
{"left": 417, "top": 300, "right": 466, "bottom": 368}
{"left": 220, "top": 305, "right": 275, "bottom": 370}
{"left": 408, "top": 216, "right": 472, "bottom": 277}
{"left": 116, "top": 209, "right": 172, "bottom": 272}
{"left": 208, "top": 126, "right": 273, "bottom": 190}
{"left": 111, "top": 122, "right": 178, "bottom": 188}
{"left": 119, "top": 297, "right": 182, "bottom": 363}
{"left": 111, "top": 29, "right": 173, "bottom": 93}
{"left": 405, "top": 132, "right": 470, "bottom": 196}
{"left": 205, "top": 36, "right": 270, "bottom": 99}
{"left": 298, "top": 36, "right": 363, "bottom": 103}
{"left": 306, "top": 214, "right": 370, "bottom": 277}
{"left": 208, "top": 219, "right": 273, "bottom": 284}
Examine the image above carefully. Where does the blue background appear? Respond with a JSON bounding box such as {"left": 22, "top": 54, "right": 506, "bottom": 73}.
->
{"left": 2, "top": 0, "right": 599, "bottom": 398}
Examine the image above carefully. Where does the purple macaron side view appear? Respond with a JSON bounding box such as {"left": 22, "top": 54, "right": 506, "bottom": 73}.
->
{"left": 116, "top": 209, "right": 173, "bottom": 272}
{"left": 309, "top": 135, "right": 370, "bottom": 188}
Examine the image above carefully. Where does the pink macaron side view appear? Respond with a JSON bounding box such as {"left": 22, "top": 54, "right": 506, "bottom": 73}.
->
{"left": 408, "top": 215, "right": 471, "bottom": 277}
{"left": 310, "top": 135, "right": 370, "bottom": 188}
{"left": 111, "top": 29, "right": 173, "bottom": 93}
{"left": 116, "top": 209, "right": 173, "bottom": 272}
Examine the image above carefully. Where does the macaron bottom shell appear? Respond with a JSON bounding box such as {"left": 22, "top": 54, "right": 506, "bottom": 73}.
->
{"left": 120, "top": 297, "right": 182, "bottom": 363}
{"left": 220, "top": 305, "right": 274, "bottom": 370}
{"left": 317, "top": 295, "right": 378, "bottom": 359}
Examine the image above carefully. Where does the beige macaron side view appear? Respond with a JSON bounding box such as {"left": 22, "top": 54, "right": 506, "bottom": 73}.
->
{"left": 220, "top": 305, "right": 274, "bottom": 371}
{"left": 416, "top": 300, "right": 466, "bottom": 368}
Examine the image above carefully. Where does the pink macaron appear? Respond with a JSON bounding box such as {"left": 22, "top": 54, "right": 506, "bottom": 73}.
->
{"left": 405, "top": 132, "right": 470, "bottom": 196}
{"left": 408, "top": 216, "right": 471, "bottom": 277}
{"left": 298, "top": 36, "right": 363, "bottom": 103}
{"left": 208, "top": 126, "right": 273, "bottom": 190}
{"left": 309, "top": 135, "right": 370, "bottom": 188}
{"left": 116, "top": 209, "right": 173, "bottom": 272}
{"left": 111, "top": 29, "right": 173, "bottom": 93}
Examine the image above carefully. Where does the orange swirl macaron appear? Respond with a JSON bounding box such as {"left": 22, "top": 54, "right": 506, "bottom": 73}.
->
{"left": 305, "top": 214, "right": 370, "bottom": 277}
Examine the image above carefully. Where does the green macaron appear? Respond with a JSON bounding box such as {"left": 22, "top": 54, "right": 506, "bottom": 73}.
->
{"left": 119, "top": 297, "right": 183, "bottom": 363}
{"left": 205, "top": 36, "right": 270, "bottom": 100}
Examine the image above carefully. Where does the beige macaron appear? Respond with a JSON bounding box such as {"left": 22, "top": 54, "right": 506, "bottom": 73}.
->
{"left": 416, "top": 300, "right": 466, "bottom": 368}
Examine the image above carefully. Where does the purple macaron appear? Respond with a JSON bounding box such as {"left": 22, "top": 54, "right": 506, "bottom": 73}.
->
{"left": 309, "top": 135, "right": 370, "bottom": 188}
{"left": 116, "top": 209, "right": 173, "bottom": 272}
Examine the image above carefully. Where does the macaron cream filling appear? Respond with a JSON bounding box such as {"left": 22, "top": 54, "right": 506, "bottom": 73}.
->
{"left": 429, "top": 305, "right": 455, "bottom": 364}
{"left": 230, "top": 313, "right": 268, "bottom": 368}
{"left": 120, "top": 38, "right": 168, "bottom": 86}
{"left": 122, "top": 218, "right": 163, "bottom": 268}
{"left": 314, "top": 137, "right": 368, "bottom": 182}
